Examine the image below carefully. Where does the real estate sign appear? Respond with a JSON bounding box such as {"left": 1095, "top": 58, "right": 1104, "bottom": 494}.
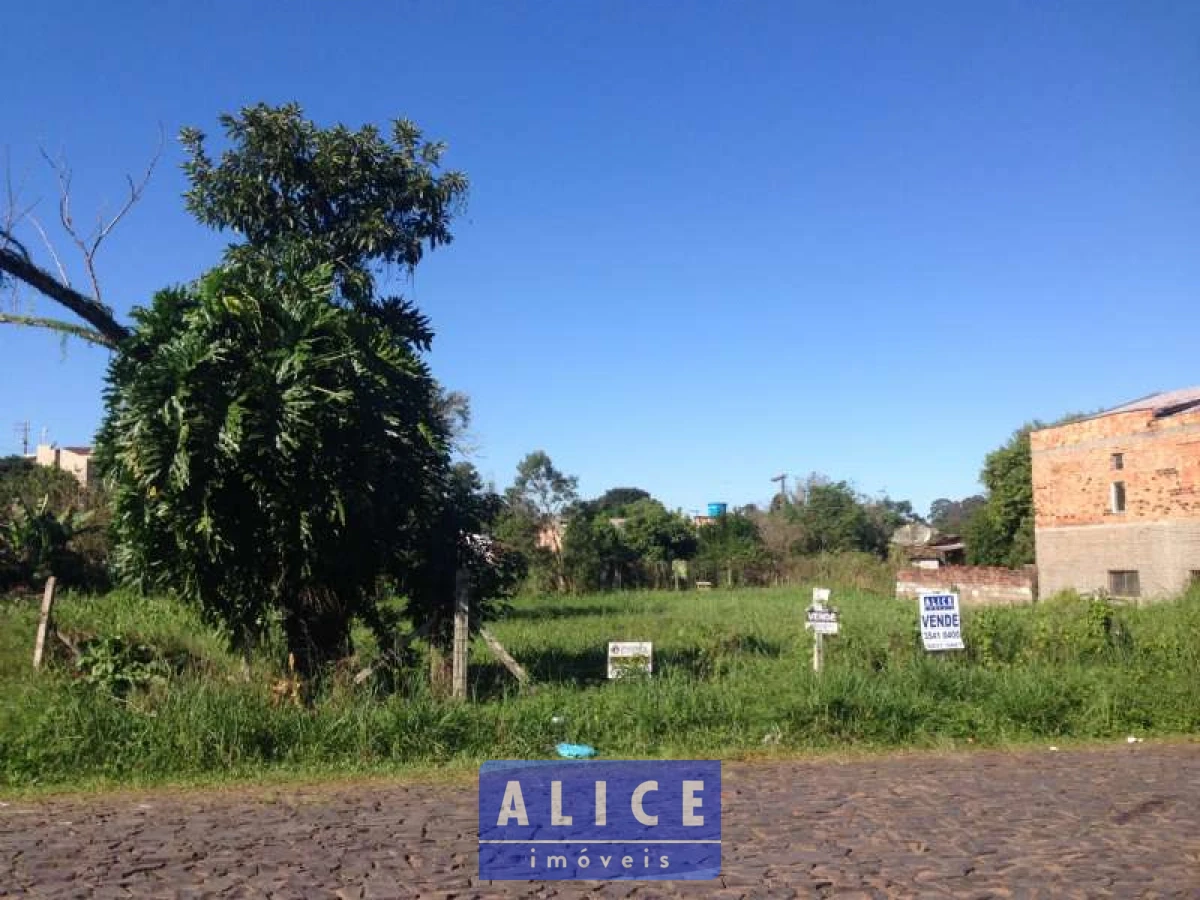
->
{"left": 608, "top": 641, "right": 653, "bottom": 678}
{"left": 918, "top": 592, "right": 964, "bottom": 651}
{"left": 804, "top": 607, "right": 839, "bottom": 635}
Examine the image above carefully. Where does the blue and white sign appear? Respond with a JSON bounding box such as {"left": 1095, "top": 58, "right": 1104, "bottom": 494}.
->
{"left": 919, "top": 592, "right": 965, "bottom": 651}
{"left": 479, "top": 760, "right": 721, "bottom": 881}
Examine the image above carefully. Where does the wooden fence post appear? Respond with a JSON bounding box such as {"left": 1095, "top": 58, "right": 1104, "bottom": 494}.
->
{"left": 33, "top": 576, "right": 57, "bottom": 670}
{"left": 451, "top": 570, "right": 469, "bottom": 700}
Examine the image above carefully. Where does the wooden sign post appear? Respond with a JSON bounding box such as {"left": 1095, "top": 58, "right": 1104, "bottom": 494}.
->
{"left": 32, "top": 576, "right": 57, "bottom": 671}
{"left": 804, "top": 587, "right": 839, "bottom": 674}
{"left": 452, "top": 570, "right": 469, "bottom": 700}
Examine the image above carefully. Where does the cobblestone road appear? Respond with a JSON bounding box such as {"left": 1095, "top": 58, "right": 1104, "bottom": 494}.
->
{"left": 2, "top": 743, "right": 1198, "bottom": 898}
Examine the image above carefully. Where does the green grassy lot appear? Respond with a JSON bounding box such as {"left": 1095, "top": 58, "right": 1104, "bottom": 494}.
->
{"left": 1, "top": 585, "right": 1197, "bottom": 793}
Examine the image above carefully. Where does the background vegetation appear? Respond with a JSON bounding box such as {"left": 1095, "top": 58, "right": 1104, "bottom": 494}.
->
{"left": 2, "top": 582, "right": 1196, "bottom": 792}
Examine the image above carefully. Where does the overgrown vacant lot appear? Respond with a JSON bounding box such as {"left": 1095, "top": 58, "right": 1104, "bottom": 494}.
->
{"left": 1, "top": 585, "right": 1197, "bottom": 792}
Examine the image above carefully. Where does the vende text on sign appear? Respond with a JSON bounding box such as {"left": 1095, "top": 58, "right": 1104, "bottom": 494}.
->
{"left": 805, "top": 608, "right": 839, "bottom": 635}
{"left": 919, "top": 592, "right": 964, "bottom": 651}
{"left": 478, "top": 760, "right": 721, "bottom": 880}
{"left": 608, "top": 641, "right": 652, "bottom": 679}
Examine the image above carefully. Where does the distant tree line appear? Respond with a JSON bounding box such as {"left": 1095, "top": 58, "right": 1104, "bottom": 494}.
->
{"left": 492, "top": 455, "right": 924, "bottom": 591}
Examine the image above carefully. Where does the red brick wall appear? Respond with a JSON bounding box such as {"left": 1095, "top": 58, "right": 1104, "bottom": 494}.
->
{"left": 1031, "top": 408, "right": 1200, "bottom": 527}
{"left": 895, "top": 566, "right": 1035, "bottom": 606}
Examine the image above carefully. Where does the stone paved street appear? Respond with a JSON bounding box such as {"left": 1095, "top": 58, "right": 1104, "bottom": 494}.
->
{"left": 2, "top": 743, "right": 1198, "bottom": 898}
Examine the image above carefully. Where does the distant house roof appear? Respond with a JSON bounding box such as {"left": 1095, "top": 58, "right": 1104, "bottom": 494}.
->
{"left": 1063, "top": 386, "right": 1200, "bottom": 426}
{"left": 62, "top": 446, "right": 93, "bottom": 456}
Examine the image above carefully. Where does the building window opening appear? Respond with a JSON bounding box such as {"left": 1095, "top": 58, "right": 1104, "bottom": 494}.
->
{"left": 1110, "top": 481, "right": 1126, "bottom": 513}
{"left": 1108, "top": 570, "right": 1140, "bottom": 597}
{"left": 1111, "top": 452, "right": 1124, "bottom": 470}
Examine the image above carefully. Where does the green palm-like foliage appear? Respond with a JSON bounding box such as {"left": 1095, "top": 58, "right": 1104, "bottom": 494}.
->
{"left": 94, "top": 254, "right": 449, "bottom": 674}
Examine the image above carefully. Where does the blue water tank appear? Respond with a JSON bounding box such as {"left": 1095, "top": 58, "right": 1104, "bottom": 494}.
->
{"left": 707, "top": 502, "right": 727, "bottom": 518}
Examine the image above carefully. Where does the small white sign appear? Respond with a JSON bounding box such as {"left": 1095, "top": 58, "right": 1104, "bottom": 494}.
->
{"left": 805, "top": 607, "right": 840, "bottom": 635}
{"left": 812, "top": 587, "right": 831, "bottom": 604}
{"left": 608, "top": 641, "right": 653, "bottom": 679}
{"left": 919, "top": 592, "right": 965, "bottom": 651}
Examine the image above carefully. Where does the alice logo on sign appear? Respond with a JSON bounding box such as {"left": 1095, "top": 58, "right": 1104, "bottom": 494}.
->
{"left": 921, "top": 594, "right": 959, "bottom": 628}
{"left": 919, "top": 592, "right": 965, "bottom": 651}
{"left": 478, "top": 760, "right": 721, "bottom": 881}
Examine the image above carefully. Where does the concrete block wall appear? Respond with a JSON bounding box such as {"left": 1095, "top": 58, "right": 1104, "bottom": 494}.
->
{"left": 1035, "top": 521, "right": 1200, "bottom": 600}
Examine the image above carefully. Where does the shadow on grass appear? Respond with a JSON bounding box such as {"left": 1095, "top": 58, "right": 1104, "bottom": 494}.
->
{"left": 467, "top": 636, "right": 786, "bottom": 701}
{"left": 500, "top": 605, "right": 626, "bottom": 621}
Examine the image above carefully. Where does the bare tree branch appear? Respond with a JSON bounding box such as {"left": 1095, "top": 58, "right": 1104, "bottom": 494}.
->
{"left": 0, "top": 247, "right": 129, "bottom": 345}
{"left": 0, "top": 312, "right": 113, "bottom": 348}
{"left": 2, "top": 150, "right": 38, "bottom": 240}
{"left": 28, "top": 215, "right": 70, "bottom": 286}
{"left": 0, "top": 131, "right": 161, "bottom": 347}
{"left": 37, "top": 132, "right": 161, "bottom": 309}
{"left": 2, "top": 151, "right": 38, "bottom": 266}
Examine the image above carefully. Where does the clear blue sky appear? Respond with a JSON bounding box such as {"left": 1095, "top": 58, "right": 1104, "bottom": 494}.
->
{"left": 3, "top": 1, "right": 1196, "bottom": 517}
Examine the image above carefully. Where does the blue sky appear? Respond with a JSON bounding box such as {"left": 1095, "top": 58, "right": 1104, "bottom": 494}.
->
{"left": 2, "top": 1, "right": 1196, "bottom": 517}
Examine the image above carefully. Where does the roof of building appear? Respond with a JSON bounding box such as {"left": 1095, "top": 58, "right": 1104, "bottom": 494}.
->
{"left": 62, "top": 446, "right": 93, "bottom": 456}
{"left": 1085, "top": 386, "right": 1200, "bottom": 422}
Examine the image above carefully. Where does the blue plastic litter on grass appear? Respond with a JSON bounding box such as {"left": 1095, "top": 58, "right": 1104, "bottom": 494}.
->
{"left": 556, "top": 742, "right": 597, "bottom": 759}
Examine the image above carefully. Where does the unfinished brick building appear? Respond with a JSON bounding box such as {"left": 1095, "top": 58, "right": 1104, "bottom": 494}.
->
{"left": 1031, "top": 386, "right": 1200, "bottom": 600}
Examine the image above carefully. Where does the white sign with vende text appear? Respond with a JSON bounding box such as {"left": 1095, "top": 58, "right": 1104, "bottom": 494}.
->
{"left": 919, "top": 592, "right": 965, "bottom": 651}
{"left": 608, "top": 641, "right": 653, "bottom": 678}
{"left": 805, "top": 607, "right": 840, "bottom": 635}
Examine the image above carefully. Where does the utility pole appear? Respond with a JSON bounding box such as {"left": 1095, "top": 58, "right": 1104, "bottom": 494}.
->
{"left": 770, "top": 473, "right": 787, "bottom": 504}
{"left": 13, "top": 421, "right": 30, "bottom": 456}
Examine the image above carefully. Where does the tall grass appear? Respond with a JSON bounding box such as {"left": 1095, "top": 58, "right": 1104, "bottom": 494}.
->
{"left": 1, "top": 585, "right": 1197, "bottom": 791}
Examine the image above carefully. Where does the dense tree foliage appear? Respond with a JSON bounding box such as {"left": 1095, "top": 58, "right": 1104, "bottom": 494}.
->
{"left": 929, "top": 495, "right": 986, "bottom": 534}
{"left": 965, "top": 414, "right": 1088, "bottom": 567}
{"left": 95, "top": 258, "right": 457, "bottom": 674}
{"left": 748, "top": 479, "right": 918, "bottom": 563}
{"left": 180, "top": 103, "right": 466, "bottom": 307}
{"left": 562, "top": 496, "right": 697, "bottom": 591}
{"left": 87, "top": 104, "right": 509, "bottom": 679}
{"left": 582, "top": 487, "right": 651, "bottom": 518}
{"left": 0, "top": 457, "right": 108, "bottom": 590}
{"left": 693, "top": 512, "right": 771, "bottom": 586}
{"left": 965, "top": 426, "right": 1036, "bottom": 567}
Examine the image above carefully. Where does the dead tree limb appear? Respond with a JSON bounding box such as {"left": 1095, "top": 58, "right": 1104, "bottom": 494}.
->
{"left": 0, "top": 133, "right": 161, "bottom": 346}
{"left": 0, "top": 312, "right": 110, "bottom": 347}
{"left": 39, "top": 132, "right": 161, "bottom": 308}
{"left": 0, "top": 247, "right": 125, "bottom": 346}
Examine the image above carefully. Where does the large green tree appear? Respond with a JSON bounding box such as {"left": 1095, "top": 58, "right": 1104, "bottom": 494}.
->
{"left": 965, "top": 414, "right": 1088, "bottom": 567}
{"left": 928, "top": 495, "right": 986, "bottom": 534}
{"left": 499, "top": 451, "right": 578, "bottom": 589}
{"left": 793, "top": 481, "right": 873, "bottom": 554}
{"left": 95, "top": 258, "right": 452, "bottom": 675}
{"left": 180, "top": 103, "right": 466, "bottom": 307}
{"left": 4, "top": 103, "right": 505, "bottom": 679}
{"left": 694, "top": 513, "right": 771, "bottom": 587}
{"left": 966, "top": 427, "right": 1036, "bottom": 567}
